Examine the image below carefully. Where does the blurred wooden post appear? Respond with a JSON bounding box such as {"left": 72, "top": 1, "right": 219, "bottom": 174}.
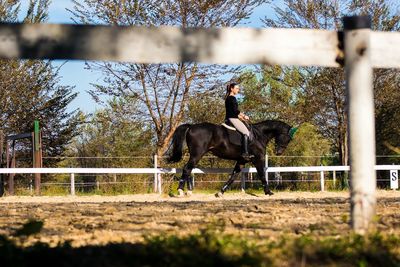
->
{"left": 344, "top": 16, "right": 376, "bottom": 234}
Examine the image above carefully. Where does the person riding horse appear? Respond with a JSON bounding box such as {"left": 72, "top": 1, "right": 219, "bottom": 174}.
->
{"left": 225, "top": 82, "right": 252, "bottom": 160}
{"left": 167, "top": 83, "right": 298, "bottom": 197}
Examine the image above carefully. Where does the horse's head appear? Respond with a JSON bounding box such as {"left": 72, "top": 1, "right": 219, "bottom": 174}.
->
{"left": 275, "top": 126, "right": 298, "bottom": 155}
{"left": 253, "top": 120, "right": 298, "bottom": 155}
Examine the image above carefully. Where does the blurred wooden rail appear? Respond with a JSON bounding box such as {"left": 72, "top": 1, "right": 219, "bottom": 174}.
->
{"left": 0, "top": 23, "right": 399, "bottom": 68}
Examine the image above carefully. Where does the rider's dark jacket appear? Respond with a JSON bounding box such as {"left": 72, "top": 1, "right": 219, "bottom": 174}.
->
{"left": 225, "top": 95, "right": 240, "bottom": 120}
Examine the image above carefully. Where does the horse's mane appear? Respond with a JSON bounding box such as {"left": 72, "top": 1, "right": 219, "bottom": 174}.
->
{"left": 252, "top": 119, "right": 291, "bottom": 130}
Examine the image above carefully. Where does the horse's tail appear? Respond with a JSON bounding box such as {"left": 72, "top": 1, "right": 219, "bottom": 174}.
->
{"left": 167, "top": 124, "right": 191, "bottom": 163}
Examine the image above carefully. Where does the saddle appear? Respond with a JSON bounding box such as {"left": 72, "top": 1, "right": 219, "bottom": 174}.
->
{"left": 221, "top": 120, "right": 253, "bottom": 146}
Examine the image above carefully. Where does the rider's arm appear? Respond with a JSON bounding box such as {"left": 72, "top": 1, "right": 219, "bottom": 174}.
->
{"left": 239, "top": 112, "right": 249, "bottom": 121}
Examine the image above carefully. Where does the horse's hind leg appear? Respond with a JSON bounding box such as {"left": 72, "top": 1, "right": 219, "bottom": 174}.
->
{"left": 215, "top": 162, "right": 243, "bottom": 197}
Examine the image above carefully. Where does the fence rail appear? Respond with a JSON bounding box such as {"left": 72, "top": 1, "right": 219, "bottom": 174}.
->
{"left": 0, "top": 165, "right": 398, "bottom": 195}
{"left": 2, "top": 165, "right": 400, "bottom": 174}
{"left": 0, "top": 23, "right": 399, "bottom": 68}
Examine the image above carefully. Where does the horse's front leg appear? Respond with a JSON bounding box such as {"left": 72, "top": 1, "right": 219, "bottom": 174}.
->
{"left": 253, "top": 159, "right": 273, "bottom": 196}
{"left": 215, "top": 162, "right": 243, "bottom": 197}
{"left": 178, "top": 156, "right": 198, "bottom": 197}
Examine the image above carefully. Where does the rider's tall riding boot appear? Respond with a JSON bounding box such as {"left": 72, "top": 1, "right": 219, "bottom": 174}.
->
{"left": 241, "top": 135, "right": 252, "bottom": 160}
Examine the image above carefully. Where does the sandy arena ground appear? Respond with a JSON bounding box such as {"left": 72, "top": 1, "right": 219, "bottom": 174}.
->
{"left": 0, "top": 190, "right": 399, "bottom": 247}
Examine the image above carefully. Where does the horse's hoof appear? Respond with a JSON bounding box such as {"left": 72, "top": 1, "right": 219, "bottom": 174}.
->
{"left": 215, "top": 192, "right": 223, "bottom": 198}
{"left": 177, "top": 189, "right": 185, "bottom": 197}
{"left": 185, "top": 191, "right": 192, "bottom": 197}
{"left": 265, "top": 190, "right": 274, "bottom": 196}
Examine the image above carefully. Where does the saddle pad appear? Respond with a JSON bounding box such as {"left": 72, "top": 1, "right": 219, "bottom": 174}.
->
{"left": 221, "top": 123, "right": 236, "bottom": 131}
{"left": 221, "top": 123, "right": 253, "bottom": 146}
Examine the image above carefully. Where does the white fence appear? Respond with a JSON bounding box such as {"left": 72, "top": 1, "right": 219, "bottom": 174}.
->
{"left": 0, "top": 165, "right": 398, "bottom": 195}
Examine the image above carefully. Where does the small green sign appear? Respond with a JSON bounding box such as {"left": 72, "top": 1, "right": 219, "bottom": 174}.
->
{"left": 34, "top": 120, "right": 40, "bottom": 151}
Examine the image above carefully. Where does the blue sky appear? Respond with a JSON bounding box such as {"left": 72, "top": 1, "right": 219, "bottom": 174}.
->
{"left": 19, "top": 0, "right": 278, "bottom": 113}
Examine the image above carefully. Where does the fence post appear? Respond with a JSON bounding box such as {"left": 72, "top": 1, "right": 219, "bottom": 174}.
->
{"left": 265, "top": 153, "right": 269, "bottom": 184}
{"left": 333, "top": 171, "right": 336, "bottom": 189}
{"left": 157, "top": 173, "right": 162, "bottom": 194}
{"left": 390, "top": 169, "right": 398, "bottom": 190}
{"left": 320, "top": 171, "right": 325, "bottom": 192}
{"left": 154, "top": 154, "right": 162, "bottom": 194}
{"left": 8, "top": 140, "right": 15, "bottom": 195}
{"left": 70, "top": 173, "right": 75, "bottom": 196}
{"left": 153, "top": 154, "right": 158, "bottom": 193}
{"left": 241, "top": 172, "right": 246, "bottom": 192}
{"left": 29, "top": 177, "right": 33, "bottom": 194}
{"left": 344, "top": 15, "right": 376, "bottom": 234}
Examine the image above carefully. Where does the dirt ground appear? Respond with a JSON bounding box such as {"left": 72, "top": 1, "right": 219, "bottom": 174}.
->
{"left": 0, "top": 190, "right": 399, "bottom": 247}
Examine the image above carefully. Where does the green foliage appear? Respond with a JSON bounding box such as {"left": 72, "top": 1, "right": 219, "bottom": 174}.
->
{"left": 289, "top": 233, "right": 400, "bottom": 267}
{"left": 187, "top": 89, "right": 225, "bottom": 124}
{"left": 1, "top": 229, "right": 399, "bottom": 267}
{"left": 57, "top": 98, "right": 153, "bottom": 190}
{"left": 63, "top": 98, "right": 153, "bottom": 169}
{"left": 239, "top": 67, "right": 308, "bottom": 125}
{"left": 271, "top": 122, "right": 332, "bottom": 167}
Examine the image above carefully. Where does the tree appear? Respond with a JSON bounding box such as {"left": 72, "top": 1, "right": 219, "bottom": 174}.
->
{"left": 0, "top": 0, "right": 79, "bottom": 167}
{"left": 271, "top": 122, "right": 331, "bottom": 166}
{"left": 238, "top": 69, "right": 332, "bottom": 162}
{"left": 239, "top": 67, "right": 309, "bottom": 125}
{"left": 263, "top": 0, "right": 400, "bottom": 166}
{"left": 65, "top": 98, "right": 153, "bottom": 169}
{"left": 69, "top": 0, "right": 267, "bottom": 157}
{"left": 186, "top": 85, "right": 226, "bottom": 124}
{"left": 62, "top": 98, "right": 153, "bottom": 191}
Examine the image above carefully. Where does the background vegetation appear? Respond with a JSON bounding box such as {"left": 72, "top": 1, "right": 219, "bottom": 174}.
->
{"left": 1, "top": 220, "right": 399, "bottom": 267}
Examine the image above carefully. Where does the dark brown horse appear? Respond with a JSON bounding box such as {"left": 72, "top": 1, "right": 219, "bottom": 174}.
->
{"left": 167, "top": 120, "right": 297, "bottom": 196}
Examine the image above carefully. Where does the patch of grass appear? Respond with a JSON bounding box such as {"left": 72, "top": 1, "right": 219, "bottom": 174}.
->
{"left": 1, "top": 222, "right": 399, "bottom": 267}
{"left": 0, "top": 229, "right": 269, "bottom": 267}
{"left": 288, "top": 232, "right": 400, "bottom": 267}
{"left": 40, "top": 186, "right": 70, "bottom": 196}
